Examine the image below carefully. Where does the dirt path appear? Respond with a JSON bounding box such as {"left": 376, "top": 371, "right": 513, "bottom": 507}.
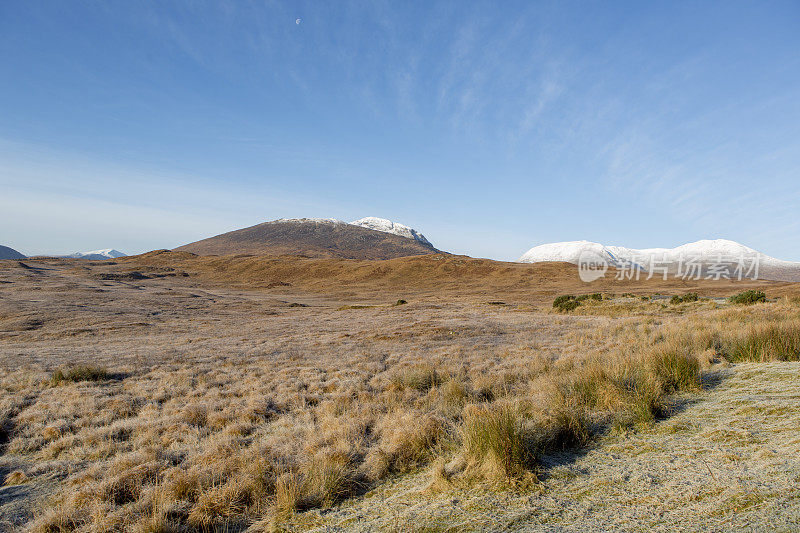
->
{"left": 292, "top": 362, "right": 800, "bottom": 532}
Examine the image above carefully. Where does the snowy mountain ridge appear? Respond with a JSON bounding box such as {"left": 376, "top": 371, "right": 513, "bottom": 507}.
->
{"left": 349, "top": 217, "right": 432, "bottom": 247}
{"left": 270, "top": 217, "right": 433, "bottom": 247}
{"left": 68, "top": 249, "right": 127, "bottom": 260}
{"left": 519, "top": 239, "right": 800, "bottom": 281}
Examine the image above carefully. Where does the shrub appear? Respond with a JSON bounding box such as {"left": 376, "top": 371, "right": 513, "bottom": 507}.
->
{"left": 50, "top": 365, "right": 109, "bottom": 385}
{"left": 393, "top": 299, "right": 407, "bottom": 306}
{"left": 557, "top": 300, "right": 581, "bottom": 312}
{"left": 552, "top": 295, "right": 576, "bottom": 308}
{"left": 553, "top": 295, "right": 581, "bottom": 312}
{"left": 729, "top": 290, "right": 766, "bottom": 305}
{"left": 670, "top": 293, "right": 699, "bottom": 305}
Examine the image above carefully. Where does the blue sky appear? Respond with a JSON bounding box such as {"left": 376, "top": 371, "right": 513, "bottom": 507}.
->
{"left": 1, "top": 1, "right": 799, "bottom": 260}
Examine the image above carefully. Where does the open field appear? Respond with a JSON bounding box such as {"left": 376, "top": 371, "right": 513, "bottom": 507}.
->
{"left": 0, "top": 255, "right": 799, "bottom": 531}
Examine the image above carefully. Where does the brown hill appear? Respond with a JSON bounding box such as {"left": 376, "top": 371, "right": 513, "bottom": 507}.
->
{"left": 174, "top": 219, "right": 438, "bottom": 259}
{"left": 123, "top": 250, "right": 800, "bottom": 304}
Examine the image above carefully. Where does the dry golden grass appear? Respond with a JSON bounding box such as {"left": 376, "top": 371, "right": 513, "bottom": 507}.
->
{"left": 0, "top": 256, "right": 797, "bottom": 531}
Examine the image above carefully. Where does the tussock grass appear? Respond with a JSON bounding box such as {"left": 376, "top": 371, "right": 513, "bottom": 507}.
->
{"left": 365, "top": 412, "right": 447, "bottom": 480}
{"left": 455, "top": 343, "right": 704, "bottom": 485}
{"left": 49, "top": 365, "right": 109, "bottom": 385}
{"left": 3, "top": 470, "right": 28, "bottom": 486}
{"left": 647, "top": 344, "right": 702, "bottom": 393}
{"left": 462, "top": 404, "right": 533, "bottom": 481}
{"left": 392, "top": 365, "right": 442, "bottom": 392}
{"left": 723, "top": 323, "right": 800, "bottom": 362}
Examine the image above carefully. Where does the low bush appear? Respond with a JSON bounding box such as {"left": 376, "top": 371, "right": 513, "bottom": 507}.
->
{"left": 558, "top": 300, "right": 581, "bottom": 312}
{"left": 553, "top": 295, "right": 581, "bottom": 312}
{"left": 670, "top": 293, "right": 699, "bottom": 305}
{"left": 729, "top": 290, "right": 766, "bottom": 305}
{"left": 553, "top": 295, "right": 576, "bottom": 307}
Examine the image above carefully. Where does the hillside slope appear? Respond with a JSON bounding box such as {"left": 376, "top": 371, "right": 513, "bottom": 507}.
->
{"left": 174, "top": 218, "right": 438, "bottom": 259}
{"left": 0, "top": 245, "right": 25, "bottom": 260}
{"left": 122, "top": 251, "right": 800, "bottom": 303}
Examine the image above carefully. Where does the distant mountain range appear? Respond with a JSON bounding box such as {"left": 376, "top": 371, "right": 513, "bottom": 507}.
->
{"left": 519, "top": 239, "right": 800, "bottom": 282}
{"left": 9, "top": 221, "right": 799, "bottom": 284}
{"left": 67, "top": 249, "right": 127, "bottom": 260}
{"left": 175, "top": 217, "right": 437, "bottom": 260}
{"left": 0, "top": 245, "right": 25, "bottom": 260}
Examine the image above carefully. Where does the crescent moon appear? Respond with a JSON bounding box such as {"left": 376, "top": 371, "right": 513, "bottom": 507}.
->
{"left": 295, "top": 18, "right": 301, "bottom": 25}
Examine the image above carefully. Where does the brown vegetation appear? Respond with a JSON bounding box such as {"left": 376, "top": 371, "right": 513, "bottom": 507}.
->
{"left": 0, "top": 256, "right": 797, "bottom": 530}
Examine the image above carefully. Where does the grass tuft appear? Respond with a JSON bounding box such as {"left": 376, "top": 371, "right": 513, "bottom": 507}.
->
{"left": 723, "top": 323, "right": 800, "bottom": 362}
{"left": 392, "top": 365, "right": 441, "bottom": 392}
{"left": 3, "top": 470, "right": 28, "bottom": 486}
{"left": 647, "top": 345, "right": 701, "bottom": 393}
{"left": 462, "top": 404, "right": 532, "bottom": 481}
{"left": 50, "top": 365, "right": 109, "bottom": 385}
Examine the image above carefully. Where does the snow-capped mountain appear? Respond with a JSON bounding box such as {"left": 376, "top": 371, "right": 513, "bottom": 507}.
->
{"left": 0, "top": 245, "right": 25, "bottom": 260}
{"left": 519, "top": 239, "right": 800, "bottom": 282}
{"left": 349, "top": 217, "right": 432, "bottom": 247}
{"left": 175, "top": 218, "right": 436, "bottom": 259}
{"left": 68, "top": 249, "right": 127, "bottom": 260}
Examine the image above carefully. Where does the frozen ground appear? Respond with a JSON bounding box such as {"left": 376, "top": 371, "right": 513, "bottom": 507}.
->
{"left": 302, "top": 363, "right": 800, "bottom": 532}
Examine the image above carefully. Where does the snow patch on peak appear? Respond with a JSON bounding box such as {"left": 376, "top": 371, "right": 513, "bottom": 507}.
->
{"left": 69, "top": 249, "right": 127, "bottom": 260}
{"left": 274, "top": 218, "right": 344, "bottom": 225}
{"left": 518, "top": 241, "right": 604, "bottom": 264}
{"left": 349, "top": 217, "right": 432, "bottom": 247}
